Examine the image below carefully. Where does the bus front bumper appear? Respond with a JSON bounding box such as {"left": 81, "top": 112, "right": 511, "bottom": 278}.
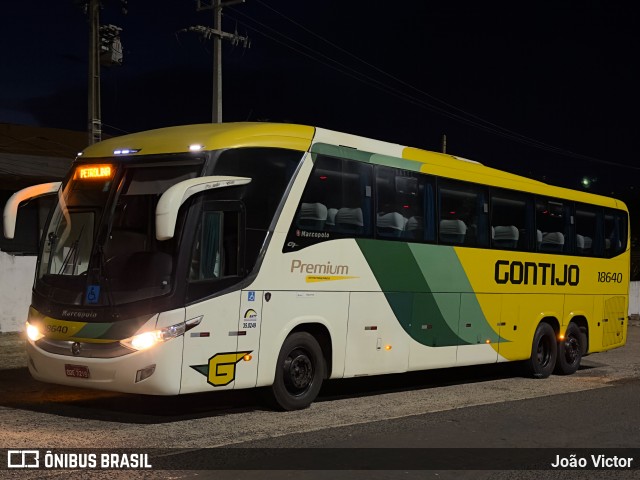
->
{"left": 25, "top": 336, "right": 184, "bottom": 395}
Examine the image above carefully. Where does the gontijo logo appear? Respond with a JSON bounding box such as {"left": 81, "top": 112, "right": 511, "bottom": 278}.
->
{"left": 290, "top": 259, "right": 358, "bottom": 283}
{"left": 494, "top": 260, "right": 580, "bottom": 286}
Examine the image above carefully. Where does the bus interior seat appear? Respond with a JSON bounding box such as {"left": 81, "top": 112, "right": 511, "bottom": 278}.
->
{"left": 540, "top": 231, "right": 564, "bottom": 252}
{"left": 536, "top": 229, "right": 543, "bottom": 249}
{"left": 335, "top": 207, "right": 364, "bottom": 235}
{"left": 576, "top": 234, "right": 585, "bottom": 253}
{"left": 439, "top": 219, "right": 467, "bottom": 244}
{"left": 406, "top": 216, "right": 424, "bottom": 240}
{"left": 377, "top": 212, "right": 407, "bottom": 238}
{"left": 582, "top": 235, "right": 593, "bottom": 253}
{"left": 298, "top": 202, "right": 328, "bottom": 230}
{"left": 493, "top": 225, "right": 519, "bottom": 249}
{"left": 326, "top": 208, "right": 338, "bottom": 231}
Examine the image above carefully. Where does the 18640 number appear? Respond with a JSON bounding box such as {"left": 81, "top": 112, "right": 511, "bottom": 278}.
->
{"left": 597, "top": 272, "right": 623, "bottom": 283}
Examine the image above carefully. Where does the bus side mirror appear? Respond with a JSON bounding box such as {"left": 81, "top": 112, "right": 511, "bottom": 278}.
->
{"left": 3, "top": 182, "right": 61, "bottom": 239}
{"left": 155, "top": 176, "right": 251, "bottom": 241}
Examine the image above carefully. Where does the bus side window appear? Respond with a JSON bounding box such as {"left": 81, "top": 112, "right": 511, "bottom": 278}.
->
{"left": 536, "top": 197, "right": 573, "bottom": 254}
{"left": 189, "top": 210, "right": 240, "bottom": 282}
{"left": 374, "top": 166, "right": 433, "bottom": 242}
{"left": 575, "top": 205, "right": 598, "bottom": 256}
{"left": 438, "top": 180, "right": 489, "bottom": 247}
{"left": 295, "top": 155, "right": 372, "bottom": 238}
{"left": 490, "top": 189, "right": 533, "bottom": 251}
{"left": 604, "top": 209, "right": 628, "bottom": 257}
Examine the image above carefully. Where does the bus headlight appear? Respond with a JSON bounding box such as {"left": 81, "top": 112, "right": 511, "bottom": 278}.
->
{"left": 120, "top": 316, "right": 202, "bottom": 352}
{"left": 26, "top": 321, "right": 44, "bottom": 342}
{"left": 121, "top": 323, "right": 185, "bottom": 351}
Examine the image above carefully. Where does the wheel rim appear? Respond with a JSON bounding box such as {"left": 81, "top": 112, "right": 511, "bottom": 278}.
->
{"left": 283, "top": 348, "right": 314, "bottom": 396}
{"left": 563, "top": 334, "right": 580, "bottom": 365}
{"left": 536, "top": 335, "right": 552, "bottom": 368}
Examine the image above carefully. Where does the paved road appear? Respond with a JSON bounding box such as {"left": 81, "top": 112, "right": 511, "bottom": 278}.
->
{"left": 1, "top": 322, "right": 639, "bottom": 479}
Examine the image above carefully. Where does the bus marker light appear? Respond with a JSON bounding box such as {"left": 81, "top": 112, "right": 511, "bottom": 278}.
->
{"left": 384, "top": 345, "right": 392, "bottom": 351}
{"left": 113, "top": 148, "right": 140, "bottom": 155}
{"left": 243, "top": 354, "right": 253, "bottom": 362}
{"left": 559, "top": 334, "right": 565, "bottom": 340}
{"left": 485, "top": 339, "right": 491, "bottom": 344}
{"left": 189, "top": 144, "right": 205, "bottom": 151}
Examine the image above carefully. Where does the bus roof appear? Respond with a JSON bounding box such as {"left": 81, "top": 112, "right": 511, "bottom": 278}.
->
{"left": 79, "top": 122, "right": 626, "bottom": 211}
{"left": 80, "top": 123, "right": 316, "bottom": 158}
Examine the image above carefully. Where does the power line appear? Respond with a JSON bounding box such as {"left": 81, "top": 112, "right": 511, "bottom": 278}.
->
{"left": 231, "top": 3, "right": 637, "bottom": 170}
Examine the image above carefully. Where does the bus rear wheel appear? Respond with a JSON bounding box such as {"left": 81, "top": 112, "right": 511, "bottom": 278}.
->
{"left": 269, "top": 332, "right": 325, "bottom": 411}
{"left": 526, "top": 322, "right": 557, "bottom": 379}
{"left": 554, "top": 322, "right": 583, "bottom": 375}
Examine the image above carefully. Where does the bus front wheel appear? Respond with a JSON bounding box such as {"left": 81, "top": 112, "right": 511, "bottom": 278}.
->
{"left": 269, "top": 332, "right": 325, "bottom": 411}
{"left": 554, "top": 322, "right": 583, "bottom": 375}
{"left": 526, "top": 322, "right": 557, "bottom": 379}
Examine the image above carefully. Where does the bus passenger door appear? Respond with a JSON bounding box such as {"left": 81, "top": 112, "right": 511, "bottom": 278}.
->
{"left": 234, "top": 289, "right": 264, "bottom": 389}
{"left": 179, "top": 202, "right": 246, "bottom": 394}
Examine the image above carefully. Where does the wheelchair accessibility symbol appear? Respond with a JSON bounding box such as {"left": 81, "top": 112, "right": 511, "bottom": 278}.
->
{"left": 86, "top": 285, "right": 100, "bottom": 304}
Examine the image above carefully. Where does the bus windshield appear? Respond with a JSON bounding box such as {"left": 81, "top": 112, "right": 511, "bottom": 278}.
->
{"left": 36, "top": 161, "right": 203, "bottom": 306}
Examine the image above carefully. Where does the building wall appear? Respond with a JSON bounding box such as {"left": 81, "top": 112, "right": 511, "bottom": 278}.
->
{"left": 0, "top": 251, "right": 35, "bottom": 332}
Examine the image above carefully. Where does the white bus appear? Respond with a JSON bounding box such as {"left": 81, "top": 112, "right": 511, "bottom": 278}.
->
{"left": 4, "top": 123, "right": 629, "bottom": 410}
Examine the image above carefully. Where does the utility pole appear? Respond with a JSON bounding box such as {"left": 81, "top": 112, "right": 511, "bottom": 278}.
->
{"left": 88, "top": 0, "right": 101, "bottom": 145}
{"left": 212, "top": 0, "right": 222, "bottom": 123}
{"left": 79, "top": 0, "right": 126, "bottom": 145}
{"left": 184, "top": 0, "right": 249, "bottom": 123}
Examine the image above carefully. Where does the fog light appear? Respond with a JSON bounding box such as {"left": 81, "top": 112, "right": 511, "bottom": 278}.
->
{"left": 135, "top": 364, "right": 156, "bottom": 383}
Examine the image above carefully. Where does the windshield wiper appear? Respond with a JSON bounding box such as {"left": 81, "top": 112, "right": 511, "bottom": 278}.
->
{"left": 57, "top": 225, "right": 84, "bottom": 275}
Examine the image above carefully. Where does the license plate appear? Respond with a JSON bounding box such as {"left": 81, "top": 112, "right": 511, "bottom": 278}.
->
{"left": 65, "top": 364, "right": 90, "bottom": 379}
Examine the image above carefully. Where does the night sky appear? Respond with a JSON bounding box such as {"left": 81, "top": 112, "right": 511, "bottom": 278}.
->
{"left": 2, "top": 1, "right": 640, "bottom": 208}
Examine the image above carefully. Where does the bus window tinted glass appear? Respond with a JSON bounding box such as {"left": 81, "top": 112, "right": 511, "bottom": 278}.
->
{"left": 536, "top": 198, "right": 573, "bottom": 254}
{"left": 438, "top": 180, "right": 489, "bottom": 247}
{"left": 490, "top": 189, "right": 532, "bottom": 251}
{"left": 375, "top": 166, "right": 434, "bottom": 242}
{"left": 575, "top": 205, "right": 599, "bottom": 256}
{"left": 295, "top": 155, "right": 373, "bottom": 237}
{"left": 604, "top": 209, "right": 627, "bottom": 257}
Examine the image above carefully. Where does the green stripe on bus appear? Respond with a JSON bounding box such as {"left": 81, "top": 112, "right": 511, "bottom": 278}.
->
{"left": 310, "top": 143, "right": 373, "bottom": 162}
{"left": 356, "top": 239, "right": 503, "bottom": 347}
{"left": 310, "top": 143, "right": 422, "bottom": 171}
{"left": 75, "top": 322, "right": 114, "bottom": 339}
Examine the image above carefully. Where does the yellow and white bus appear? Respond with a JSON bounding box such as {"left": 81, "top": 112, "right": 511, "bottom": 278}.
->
{"left": 4, "top": 123, "right": 629, "bottom": 410}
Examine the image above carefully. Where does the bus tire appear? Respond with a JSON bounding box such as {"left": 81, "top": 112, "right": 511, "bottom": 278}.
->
{"left": 526, "top": 322, "right": 557, "bottom": 379}
{"left": 554, "top": 322, "right": 583, "bottom": 375}
{"left": 268, "top": 332, "right": 325, "bottom": 411}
